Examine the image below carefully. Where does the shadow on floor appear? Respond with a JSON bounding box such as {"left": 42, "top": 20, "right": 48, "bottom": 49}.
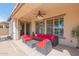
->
{"left": 52, "top": 45, "right": 79, "bottom": 56}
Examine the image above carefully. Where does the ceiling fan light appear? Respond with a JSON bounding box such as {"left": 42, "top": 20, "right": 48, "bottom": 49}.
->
{"left": 37, "top": 16, "right": 43, "bottom": 20}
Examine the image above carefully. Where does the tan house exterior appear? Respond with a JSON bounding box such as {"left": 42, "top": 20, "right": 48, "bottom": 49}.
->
{"left": 0, "top": 22, "right": 9, "bottom": 36}
{"left": 9, "top": 3, "right": 79, "bottom": 48}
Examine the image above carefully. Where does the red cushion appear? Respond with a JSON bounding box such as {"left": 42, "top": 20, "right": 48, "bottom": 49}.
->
{"left": 36, "top": 41, "right": 44, "bottom": 48}
{"left": 33, "top": 34, "right": 44, "bottom": 41}
{"left": 33, "top": 34, "right": 39, "bottom": 40}
{"left": 42, "top": 35, "right": 49, "bottom": 39}
{"left": 36, "top": 39, "right": 49, "bottom": 48}
{"left": 33, "top": 34, "right": 57, "bottom": 41}
{"left": 50, "top": 35, "right": 57, "bottom": 41}
{"left": 22, "top": 35, "right": 30, "bottom": 41}
{"left": 45, "top": 34, "right": 57, "bottom": 41}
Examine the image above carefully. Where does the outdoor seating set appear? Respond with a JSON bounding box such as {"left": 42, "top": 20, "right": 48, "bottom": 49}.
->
{"left": 22, "top": 33, "right": 58, "bottom": 55}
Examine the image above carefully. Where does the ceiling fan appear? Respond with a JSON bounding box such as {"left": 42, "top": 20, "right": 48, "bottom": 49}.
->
{"left": 35, "top": 10, "right": 46, "bottom": 17}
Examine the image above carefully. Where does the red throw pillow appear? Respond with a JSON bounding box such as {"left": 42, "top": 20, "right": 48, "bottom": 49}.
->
{"left": 22, "top": 35, "right": 30, "bottom": 41}
{"left": 36, "top": 39, "right": 49, "bottom": 48}
{"left": 36, "top": 41, "right": 44, "bottom": 48}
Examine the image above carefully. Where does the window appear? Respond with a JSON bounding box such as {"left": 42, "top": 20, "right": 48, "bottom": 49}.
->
{"left": 53, "top": 17, "right": 64, "bottom": 37}
{"left": 47, "top": 19, "right": 53, "bottom": 34}
{"left": 46, "top": 16, "right": 64, "bottom": 37}
{"left": 36, "top": 21, "right": 45, "bottom": 34}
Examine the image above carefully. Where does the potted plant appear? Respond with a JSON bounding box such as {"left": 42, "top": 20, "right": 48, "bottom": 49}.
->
{"left": 71, "top": 25, "right": 79, "bottom": 48}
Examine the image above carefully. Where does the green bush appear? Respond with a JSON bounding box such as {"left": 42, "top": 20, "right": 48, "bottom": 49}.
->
{"left": 71, "top": 25, "right": 79, "bottom": 48}
{"left": 71, "top": 26, "right": 79, "bottom": 38}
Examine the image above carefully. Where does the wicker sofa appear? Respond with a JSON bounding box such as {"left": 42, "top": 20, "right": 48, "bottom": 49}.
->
{"left": 32, "top": 34, "right": 58, "bottom": 46}
{"left": 22, "top": 34, "right": 58, "bottom": 55}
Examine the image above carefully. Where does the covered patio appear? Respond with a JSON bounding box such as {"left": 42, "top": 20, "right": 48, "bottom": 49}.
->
{"left": 9, "top": 3, "right": 79, "bottom": 55}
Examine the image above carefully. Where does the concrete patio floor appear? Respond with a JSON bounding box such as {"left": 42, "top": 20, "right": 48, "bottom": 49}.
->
{"left": 0, "top": 40, "right": 26, "bottom": 56}
{"left": 0, "top": 39, "right": 79, "bottom": 56}
{"left": 13, "top": 40, "right": 79, "bottom": 56}
{"left": 47, "top": 45, "right": 79, "bottom": 56}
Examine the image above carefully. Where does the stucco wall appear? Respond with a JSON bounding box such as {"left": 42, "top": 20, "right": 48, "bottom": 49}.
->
{"left": 59, "top": 8, "right": 79, "bottom": 47}
{"left": 0, "top": 28, "right": 9, "bottom": 36}
{"left": 30, "top": 4, "right": 79, "bottom": 47}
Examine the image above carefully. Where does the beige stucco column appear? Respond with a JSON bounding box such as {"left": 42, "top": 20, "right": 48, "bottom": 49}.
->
{"left": 11, "top": 19, "right": 16, "bottom": 40}
{"left": 14, "top": 19, "right": 20, "bottom": 40}
{"left": 9, "top": 19, "right": 17, "bottom": 40}
{"left": 45, "top": 20, "right": 47, "bottom": 34}
{"left": 30, "top": 20, "right": 36, "bottom": 36}
{"left": 24, "top": 22, "right": 26, "bottom": 35}
{"left": 9, "top": 20, "right": 13, "bottom": 36}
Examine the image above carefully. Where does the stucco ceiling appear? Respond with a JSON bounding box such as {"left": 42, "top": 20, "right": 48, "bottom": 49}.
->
{"left": 12, "top": 3, "right": 79, "bottom": 21}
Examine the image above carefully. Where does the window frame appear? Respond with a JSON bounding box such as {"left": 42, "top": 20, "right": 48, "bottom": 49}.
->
{"left": 46, "top": 15, "right": 64, "bottom": 37}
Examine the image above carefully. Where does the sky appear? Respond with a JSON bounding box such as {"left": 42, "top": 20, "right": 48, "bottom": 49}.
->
{"left": 0, "top": 3, "right": 15, "bottom": 22}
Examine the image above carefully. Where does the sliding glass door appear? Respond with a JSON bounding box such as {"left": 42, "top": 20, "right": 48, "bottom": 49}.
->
{"left": 36, "top": 21, "right": 45, "bottom": 34}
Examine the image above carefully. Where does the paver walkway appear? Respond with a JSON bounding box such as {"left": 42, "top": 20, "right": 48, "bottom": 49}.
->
{"left": 0, "top": 40, "right": 26, "bottom": 56}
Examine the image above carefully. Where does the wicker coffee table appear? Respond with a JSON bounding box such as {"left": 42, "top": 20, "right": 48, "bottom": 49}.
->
{"left": 27, "top": 40, "right": 39, "bottom": 48}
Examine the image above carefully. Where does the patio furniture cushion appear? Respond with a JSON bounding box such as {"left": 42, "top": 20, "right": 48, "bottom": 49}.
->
{"left": 36, "top": 39, "right": 52, "bottom": 55}
{"left": 33, "top": 33, "right": 58, "bottom": 46}
{"left": 27, "top": 40, "right": 39, "bottom": 48}
{"left": 36, "top": 39, "right": 49, "bottom": 48}
{"left": 33, "top": 34, "right": 57, "bottom": 41}
{"left": 22, "top": 35, "right": 31, "bottom": 41}
{"left": 47, "top": 34, "right": 57, "bottom": 41}
{"left": 33, "top": 34, "right": 44, "bottom": 41}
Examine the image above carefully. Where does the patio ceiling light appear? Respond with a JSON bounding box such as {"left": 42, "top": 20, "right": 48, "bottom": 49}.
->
{"left": 35, "top": 10, "right": 46, "bottom": 20}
